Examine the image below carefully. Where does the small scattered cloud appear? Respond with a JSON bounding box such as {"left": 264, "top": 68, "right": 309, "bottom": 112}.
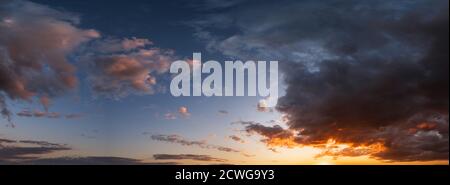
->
{"left": 178, "top": 106, "right": 190, "bottom": 117}
{"left": 242, "top": 153, "right": 255, "bottom": 157}
{"left": 164, "top": 112, "right": 177, "bottom": 120}
{"left": 229, "top": 135, "right": 245, "bottom": 143}
{"left": 39, "top": 96, "right": 51, "bottom": 112}
{"left": 218, "top": 110, "right": 229, "bottom": 115}
{"left": 257, "top": 99, "right": 273, "bottom": 113}
{"left": 65, "top": 113, "right": 83, "bottom": 119}
{"left": 163, "top": 106, "right": 191, "bottom": 120}
{"left": 268, "top": 148, "right": 279, "bottom": 153}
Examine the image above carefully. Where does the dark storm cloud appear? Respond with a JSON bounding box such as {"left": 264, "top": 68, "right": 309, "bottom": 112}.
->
{"left": 195, "top": 0, "right": 449, "bottom": 161}
{"left": 276, "top": 3, "right": 449, "bottom": 161}
{"left": 153, "top": 154, "right": 227, "bottom": 162}
{"left": 150, "top": 134, "right": 241, "bottom": 153}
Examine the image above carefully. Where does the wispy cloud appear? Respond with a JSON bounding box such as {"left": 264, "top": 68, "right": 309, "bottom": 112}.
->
{"left": 16, "top": 109, "right": 83, "bottom": 119}
{"left": 218, "top": 110, "right": 228, "bottom": 115}
{"left": 0, "top": 137, "right": 70, "bottom": 160}
{"left": 153, "top": 154, "right": 227, "bottom": 162}
{"left": 178, "top": 106, "right": 191, "bottom": 117}
{"left": 0, "top": 136, "right": 160, "bottom": 165}
{"left": 229, "top": 135, "right": 245, "bottom": 143}
{"left": 150, "top": 134, "right": 240, "bottom": 153}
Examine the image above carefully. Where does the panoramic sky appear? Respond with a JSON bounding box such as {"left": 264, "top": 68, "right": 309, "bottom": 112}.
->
{"left": 0, "top": 0, "right": 448, "bottom": 164}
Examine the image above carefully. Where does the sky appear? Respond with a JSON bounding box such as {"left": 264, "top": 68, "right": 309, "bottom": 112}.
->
{"left": 0, "top": 0, "right": 448, "bottom": 165}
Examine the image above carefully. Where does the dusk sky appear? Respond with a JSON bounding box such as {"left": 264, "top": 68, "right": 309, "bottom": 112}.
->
{"left": 0, "top": 0, "right": 448, "bottom": 165}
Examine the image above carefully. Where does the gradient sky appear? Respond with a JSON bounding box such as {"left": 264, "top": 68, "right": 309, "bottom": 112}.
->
{"left": 0, "top": 0, "right": 448, "bottom": 165}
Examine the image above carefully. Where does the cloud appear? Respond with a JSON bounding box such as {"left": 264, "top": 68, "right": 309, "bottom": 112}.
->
{"left": 178, "top": 106, "right": 190, "bottom": 117}
{"left": 238, "top": 121, "right": 299, "bottom": 148}
{"left": 153, "top": 154, "right": 227, "bottom": 162}
{"left": 0, "top": 138, "right": 16, "bottom": 144}
{"left": 0, "top": 137, "right": 70, "bottom": 160}
{"left": 0, "top": 155, "right": 177, "bottom": 165}
{"left": 18, "top": 140, "right": 66, "bottom": 147}
{"left": 268, "top": 148, "right": 279, "bottom": 153}
{"left": 150, "top": 134, "right": 240, "bottom": 153}
{"left": 92, "top": 37, "right": 152, "bottom": 53}
{"left": 16, "top": 109, "right": 58, "bottom": 118}
{"left": 164, "top": 112, "right": 177, "bottom": 120}
{"left": 16, "top": 109, "right": 82, "bottom": 119}
{"left": 64, "top": 113, "right": 83, "bottom": 119}
{"left": 0, "top": 0, "right": 99, "bottom": 101}
{"left": 229, "top": 135, "right": 245, "bottom": 143}
{"left": 84, "top": 38, "right": 174, "bottom": 99}
{"left": 195, "top": 0, "right": 449, "bottom": 162}
{"left": 256, "top": 99, "right": 273, "bottom": 112}
{"left": 0, "top": 136, "right": 165, "bottom": 165}
{"left": 0, "top": 0, "right": 99, "bottom": 123}
{"left": 1, "top": 1, "right": 175, "bottom": 124}
{"left": 12, "top": 156, "right": 157, "bottom": 165}
{"left": 218, "top": 110, "right": 228, "bottom": 115}
{"left": 39, "top": 96, "right": 51, "bottom": 112}
{"left": 276, "top": 4, "right": 449, "bottom": 161}
{"left": 163, "top": 106, "right": 191, "bottom": 120}
{"left": 1, "top": 96, "right": 12, "bottom": 122}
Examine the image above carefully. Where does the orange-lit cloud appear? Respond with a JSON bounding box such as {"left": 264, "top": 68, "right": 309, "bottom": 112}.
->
{"left": 0, "top": 0, "right": 98, "bottom": 123}
{"left": 86, "top": 39, "right": 173, "bottom": 99}
{"left": 178, "top": 106, "right": 190, "bottom": 117}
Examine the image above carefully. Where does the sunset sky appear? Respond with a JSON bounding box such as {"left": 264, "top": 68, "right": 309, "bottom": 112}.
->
{"left": 0, "top": 0, "right": 448, "bottom": 165}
